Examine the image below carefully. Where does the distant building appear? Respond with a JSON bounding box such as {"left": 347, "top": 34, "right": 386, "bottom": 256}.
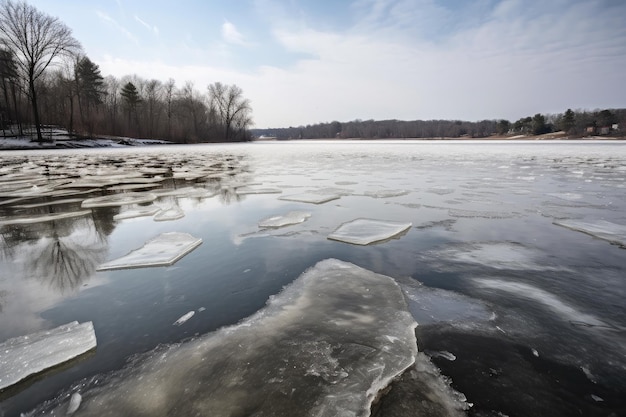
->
{"left": 599, "top": 126, "right": 611, "bottom": 135}
{"left": 585, "top": 126, "right": 595, "bottom": 134}
{"left": 612, "top": 123, "right": 620, "bottom": 131}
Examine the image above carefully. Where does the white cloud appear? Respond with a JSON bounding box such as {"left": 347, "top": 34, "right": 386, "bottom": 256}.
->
{"left": 134, "top": 15, "right": 159, "bottom": 36}
{"left": 96, "top": 10, "right": 139, "bottom": 45}
{"left": 221, "top": 21, "right": 247, "bottom": 45}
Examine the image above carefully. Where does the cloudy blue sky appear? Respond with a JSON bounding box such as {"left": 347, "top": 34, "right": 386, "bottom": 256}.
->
{"left": 26, "top": 0, "right": 626, "bottom": 128}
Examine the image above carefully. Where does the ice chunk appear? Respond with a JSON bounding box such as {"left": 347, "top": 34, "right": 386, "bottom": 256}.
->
{"left": 0, "top": 210, "right": 91, "bottom": 227}
{"left": 113, "top": 206, "right": 161, "bottom": 221}
{"left": 67, "top": 393, "right": 82, "bottom": 414}
{"left": 278, "top": 193, "right": 341, "bottom": 204}
{"left": 258, "top": 211, "right": 311, "bottom": 228}
{"left": 154, "top": 205, "right": 185, "bottom": 222}
{"left": 81, "top": 192, "right": 157, "bottom": 208}
{"left": 97, "top": 232, "right": 202, "bottom": 271}
{"left": 0, "top": 321, "right": 96, "bottom": 390}
{"left": 40, "top": 259, "right": 417, "bottom": 417}
{"left": 235, "top": 187, "right": 282, "bottom": 195}
{"left": 553, "top": 219, "right": 626, "bottom": 247}
{"left": 363, "top": 189, "right": 409, "bottom": 198}
{"left": 474, "top": 279, "right": 609, "bottom": 328}
{"left": 328, "top": 218, "right": 412, "bottom": 245}
{"left": 173, "top": 311, "right": 195, "bottom": 326}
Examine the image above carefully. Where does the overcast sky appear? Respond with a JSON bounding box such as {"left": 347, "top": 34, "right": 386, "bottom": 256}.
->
{"left": 26, "top": 0, "right": 626, "bottom": 128}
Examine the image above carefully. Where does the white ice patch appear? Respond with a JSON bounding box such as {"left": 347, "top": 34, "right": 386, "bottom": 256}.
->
{"left": 235, "top": 187, "right": 282, "bottom": 195}
{"left": 473, "top": 279, "right": 608, "bottom": 328}
{"left": 547, "top": 192, "right": 584, "bottom": 202}
{"left": 363, "top": 189, "right": 410, "bottom": 198}
{"left": 258, "top": 211, "right": 311, "bottom": 228}
{"left": 81, "top": 192, "right": 157, "bottom": 208}
{"left": 40, "top": 259, "right": 418, "bottom": 417}
{"left": 97, "top": 232, "right": 202, "bottom": 271}
{"left": 0, "top": 321, "right": 96, "bottom": 390}
{"left": 328, "top": 218, "right": 412, "bottom": 245}
{"left": 554, "top": 219, "right": 626, "bottom": 247}
{"left": 0, "top": 210, "right": 91, "bottom": 227}
{"left": 154, "top": 205, "right": 185, "bottom": 222}
{"left": 278, "top": 193, "right": 341, "bottom": 204}
{"left": 113, "top": 206, "right": 161, "bottom": 221}
{"left": 173, "top": 311, "right": 195, "bottom": 326}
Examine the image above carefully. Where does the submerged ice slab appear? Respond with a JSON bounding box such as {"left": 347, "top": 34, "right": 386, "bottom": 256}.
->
{"left": 113, "top": 206, "right": 161, "bottom": 221}
{"left": 328, "top": 218, "right": 412, "bottom": 245}
{"left": 554, "top": 219, "right": 626, "bottom": 247}
{"left": 258, "top": 211, "right": 311, "bottom": 228}
{"left": 41, "top": 259, "right": 417, "bottom": 417}
{"left": 278, "top": 193, "right": 341, "bottom": 204}
{"left": 0, "top": 321, "right": 96, "bottom": 390}
{"left": 153, "top": 205, "right": 185, "bottom": 222}
{"left": 97, "top": 232, "right": 202, "bottom": 271}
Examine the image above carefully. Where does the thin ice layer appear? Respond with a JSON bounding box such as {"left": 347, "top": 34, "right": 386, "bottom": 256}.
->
{"left": 0, "top": 210, "right": 91, "bottom": 226}
{"left": 97, "top": 232, "right": 202, "bottom": 271}
{"left": 81, "top": 192, "right": 157, "bottom": 208}
{"left": 43, "top": 259, "right": 417, "bottom": 417}
{"left": 554, "top": 219, "right": 626, "bottom": 247}
{"left": 278, "top": 193, "right": 341, "bottom": 204}
{"left": 153, "top": 206, "right": 185, "bottom": 222}
{"left": 328, "top": 218, "right": 412, "bottom": 245}
{"left": 258, "top": 211, "right": 311, "bottom": 228}
{"left": 0, "top": 321, "right": 96, "bottom": 390}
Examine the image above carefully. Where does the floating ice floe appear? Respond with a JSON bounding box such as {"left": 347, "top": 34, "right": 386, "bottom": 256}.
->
{"left": 173, "top": 311, "right": 195, "bottom": 326}
{"left": 235, "top": 187, "right": 282, "bottom": 195}
{"left": 547, "top": 192, "right": 584, "bottom": 202}
{"left": 81, "top": 192, "right": 157, "bottom": 208}
{"left": 0, "top": 321, "right": 96, "bottom": 391}
{"left": 448, "top": 208, "right": 514, "bottom": 219}
{"left": 39, "top": 259, "right": 418, "bottom": 417}
{"left": 151, "top": 187, "right": 215, "bottom": 198}
{"left": 278, "top": 192, "right": 341, "bottom": 204}
{"left": 97, "top": 232, "right": 202, "bottom": 271}
{"left": 154, "top": 205, "right": 185, "bottom": 222}
{"left": 328, "top": 218, "right": 412, "bottom": 245}
{"left": 0, "top": 210, "right": 91, "bottom": 227}
{"left": 473, "top": 278, "right": 609, "bottom": 328}
{"left": 13, "top": 197, "right": 85, "bottom": 209}
{"left": 258, "top": 211, "right": 311, "bottom": 228}
{"left": 106, "top": 183, "right": 162, "bottom": 191}
{"left": 113, "top": 206, "right": 161, "bottom": 221}
{"left": 553, "top": 219, "right": 626, "bottom": 247}
{"left": 363, "top": 189, "right": 409, "bottom": 198}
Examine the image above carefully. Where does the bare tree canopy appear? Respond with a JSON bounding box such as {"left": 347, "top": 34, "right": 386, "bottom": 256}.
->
{"left": 0, "top": 0, "right": 81, "bottom": 141}
{"left": 208, "top": 82, "right": 252, "bottom": 142}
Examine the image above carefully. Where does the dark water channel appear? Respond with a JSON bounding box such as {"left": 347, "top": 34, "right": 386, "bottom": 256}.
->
{"left": 0, "top": 141, "right": 625, "bottom": 416}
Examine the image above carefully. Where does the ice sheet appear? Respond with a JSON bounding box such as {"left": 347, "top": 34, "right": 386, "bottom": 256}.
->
{"left": 328, "top": 218, "right": 412, "bottom": 245}
{"left": 235, "top": 187, "right": 282, "bottom": 195}
{"left": 113, "top": 206, "right": 161, "bottom": 221}
{"left": 40, "top": 259, "right": 417, "bottom": 417}
{"left": 278, "top": 193, "right": 341, "bottom": 204}
{"left": 0, "top": 321, "right": 96, "bottom": 390}
{"left": 0, "top": 210, "right": 91, "bottom": 227}
{"left": 81, "top": 192, "right": 157, "bottom": 208}
{"left": 363, "top": 189, "right": 409, "bottom": 198}
{"left": 97, "top": 232, "right": 202, "bottom": 271}
{"left": 553, "top": 219, "right": 626, "bottom": 247}
{"left": 258, "top": 211, "right": 311, "bottom": 228}
{"left": 153, "top": 205, "right": 185, "bottom": 222}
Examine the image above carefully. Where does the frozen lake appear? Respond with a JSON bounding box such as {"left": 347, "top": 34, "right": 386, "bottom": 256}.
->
{"left": 0, "top": 140, "right": 625, "bottom": 416}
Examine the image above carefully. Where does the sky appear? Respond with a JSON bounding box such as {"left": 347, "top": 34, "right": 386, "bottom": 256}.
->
{"left": 24, "top": 0, "right": 626, "bottom": 128}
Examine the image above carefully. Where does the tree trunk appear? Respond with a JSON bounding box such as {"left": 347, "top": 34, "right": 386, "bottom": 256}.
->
{"left": 29, "top": 76, "right": 43, "bottom": 142}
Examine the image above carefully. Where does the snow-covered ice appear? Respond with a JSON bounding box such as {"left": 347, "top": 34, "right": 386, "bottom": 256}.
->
{"left": 553, "top": 219, "right": 626, "bottom": 247}
{"left": 278, "top": 192, "right": 341, "bottom": 204}
{"left": 258, "top": 211, "right": 311, "bottom": 228}
{"left": 328, "top": 218, "right": 412, "bottom": 245}
{"left": 40, "top": 259, "right": 418, "bottom": 417}
{"left": 81, "top": 192, "right": 157, "bottom": 208}
{"left": 97, "top": 232, "right": 202, "bottom": 271}
{"left": 0, "top": 321, "right": 96, "bottom": 390}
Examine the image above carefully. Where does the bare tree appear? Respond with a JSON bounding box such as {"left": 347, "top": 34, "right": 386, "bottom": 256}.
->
{"left": 207, "top": 82, "right": 252, "bottom": 142}
{"left": 0, "top": 0, "right": 80, "bottom": 142}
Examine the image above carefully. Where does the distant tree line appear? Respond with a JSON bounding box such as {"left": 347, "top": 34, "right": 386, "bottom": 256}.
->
{"left": 0, "top": 0, "right": 252, "bottom": 143}
{"left": 254, "top": 109, "right": 625, "bottom": 140}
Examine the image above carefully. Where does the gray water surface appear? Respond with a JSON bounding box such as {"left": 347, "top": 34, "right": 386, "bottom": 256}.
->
{"left": 1, "top": 141, "right": 625, "bottom": 416}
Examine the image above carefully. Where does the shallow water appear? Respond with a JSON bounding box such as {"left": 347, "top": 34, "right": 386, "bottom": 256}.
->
{"left": 0, "top": 141, "right": 625, "bottom": 416}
